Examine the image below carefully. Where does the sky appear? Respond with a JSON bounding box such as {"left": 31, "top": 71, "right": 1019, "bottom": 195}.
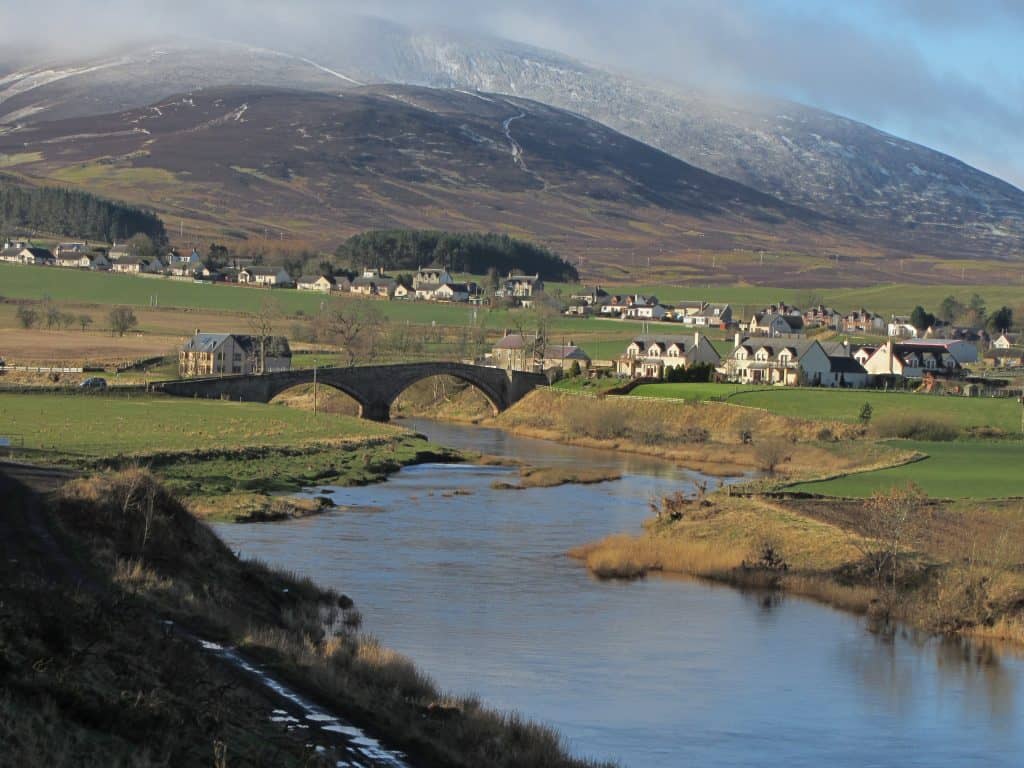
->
{"left": 6, "top": 0, "right": 1023, "bottom": 188}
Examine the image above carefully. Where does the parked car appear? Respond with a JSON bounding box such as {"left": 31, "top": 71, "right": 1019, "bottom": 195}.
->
{"left": 79, "top": 377, "right": 108, "bottom": 390}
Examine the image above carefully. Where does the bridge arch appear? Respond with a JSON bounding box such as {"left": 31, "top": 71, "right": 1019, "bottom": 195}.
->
{"left": 387, "top": 370, "right": 504, "bottom": 421}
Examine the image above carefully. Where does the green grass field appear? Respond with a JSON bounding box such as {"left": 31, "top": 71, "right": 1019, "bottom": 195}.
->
{"left": 549, "top": 281, "right": 1024, "bottom": 318}
{"left": 0, "top": 392, "right": 395, "bottom": 457}
{"left": 628, "top": 382, "right": 773, "bottom": 401}
{"left": 627, "top": 384, "right": 1023, "bottom": 433}
{"left": 0, "top": 263, "right": 638, "bottom": 336}
{"left": 728, "top": 389, "right": 1023, "bottom": 433}
{"left": 788, "top": 440, "right": 1024, "bottom": 499}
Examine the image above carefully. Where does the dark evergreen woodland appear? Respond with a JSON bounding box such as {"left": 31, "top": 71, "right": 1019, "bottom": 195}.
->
{"left": 335, "top": 230, "right": 578, "bottom": 281}
{"left": 0, "top": 177, "right": 167, "bottom": 243}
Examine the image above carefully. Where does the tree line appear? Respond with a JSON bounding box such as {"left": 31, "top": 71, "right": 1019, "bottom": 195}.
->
{"left": 334, "top": 230, "right": 579, "bottom": 282}
{"left": 0, "top": 177, "right": 167, "bottom": 244}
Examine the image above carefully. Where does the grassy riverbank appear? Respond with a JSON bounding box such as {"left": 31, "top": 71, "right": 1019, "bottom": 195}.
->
{"left": 490, "top": 387, "right": 1024, "bottom": 644}
{"left": 570, "top": 490, "right": 1024, "bottom": 644}
{"left": 0, "top": 392, "right": 464, "bottom": 521}
{"left": 491, "top": 387, "right": 903, "bottom": 479}
{"left": 2, "top": 467, "right": 609, "bottom": 767}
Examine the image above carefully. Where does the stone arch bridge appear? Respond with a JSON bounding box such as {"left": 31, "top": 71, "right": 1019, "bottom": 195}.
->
{"left": 152, "top": 362, "right": 547, "bottom": 421}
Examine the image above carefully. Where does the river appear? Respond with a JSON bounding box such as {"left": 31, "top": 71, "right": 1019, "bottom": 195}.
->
{"left": 214, "top": 419, "right": 1024, "bottom": 767}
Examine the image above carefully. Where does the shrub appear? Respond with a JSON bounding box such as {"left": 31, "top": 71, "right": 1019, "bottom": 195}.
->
{"left": 873, "top": 413, "right": 959, "bottom": 441}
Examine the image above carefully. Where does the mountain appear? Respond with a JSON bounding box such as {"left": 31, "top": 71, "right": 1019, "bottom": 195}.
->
{"left": 1, "top": 23, "right": 1022, "bottom": 264}
{"left": 2, "top": 85, "right": 879, "bottom": 284}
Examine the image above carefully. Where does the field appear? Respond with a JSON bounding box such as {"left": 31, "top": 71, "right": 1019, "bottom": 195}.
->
{"left": 0, "top": 392, "right": 396, "bottom": 458}
{"left": 628, "top": 382, "right": 773, "bottom": 401}
{"left": 556, "top": 281, "right": 1024, "bottom": 318}
{"left": 789, "top": 440, "right": 1024, "bottom": 499}
{"left": 628, "top": 384, "right": 1024, "bottom": 434}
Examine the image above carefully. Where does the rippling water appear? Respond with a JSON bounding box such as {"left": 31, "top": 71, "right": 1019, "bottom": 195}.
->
{"left": 215, "top": 420, "right": 1023, "bottom": 767}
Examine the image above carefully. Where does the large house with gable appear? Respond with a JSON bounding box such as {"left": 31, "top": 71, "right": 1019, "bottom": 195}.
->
{"left": 617, "top": 333, "right": 721, "bottom": 378}
{"left": 179, "top": 332, "right": 292, "bottom": 377}
{"left": 862, "top": 339, "right": 977, "bottom": 379}
{"left": 719, "top": 336, "right": 868, "bottom": 387}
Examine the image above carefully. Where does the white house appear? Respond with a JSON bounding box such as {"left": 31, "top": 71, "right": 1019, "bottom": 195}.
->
{"left": 111, "top": 256, "right": 164, "bottom": 274}
{"left": 297, "top": 274, "right": 336, "bottom": 293}
{"left": 993, "top": 333, "right": 1019, "bottom": 350}
{"left": 887, "top": 316, "right": 918, "bottom": 338}
{"left": 238, "top": 266, "right": 293, "bottom": 287}
{"left": 55, "top": 252, "right": 110, "bottom": 270}
{"left": 10, "top": 247, "right": 54, "bottom": 265}
{"left": 624, "top": 304, "right": 669, "bottom": 321}
{"left": 719, "top": 337, "right": 864, "bottom": 386}
{"left": 433, "top": 282, "right": 471, "bottom": 302}
{"left": 617, "top": 333, "right": 722, "bottom": 378}
{"left": 862, "top": 340, "right": 975, "bottom": 379}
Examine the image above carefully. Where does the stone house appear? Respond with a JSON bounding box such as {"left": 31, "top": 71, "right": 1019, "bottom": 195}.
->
{"left": 178, "top": 332, "right": 292, "bottom": 377}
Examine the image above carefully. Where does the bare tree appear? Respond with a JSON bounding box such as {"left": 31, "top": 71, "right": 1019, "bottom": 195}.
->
{"left": 109, "top": 307, "right": 139, "bottom": 337}
{"left": 853, "top": 483, "right": 929, "bottom": 599}
{"left": 248, "top": 297, "right": 281, "bottom": 374}
{"left": 78, "top": 314, "right": 93, "bottom": 332}
{"left": 327, "top": 300, "right": 384, "bottom": 367}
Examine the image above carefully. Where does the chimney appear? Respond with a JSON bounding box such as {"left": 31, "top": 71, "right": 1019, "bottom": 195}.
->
{"left": 195, "top": 328, "right": 200, "bottom": 337}
{"left": 734, "top": 332, "right": 741, "bottom": 349}
{"left": 694, "top": 331, "right": 700, "bottom": 349}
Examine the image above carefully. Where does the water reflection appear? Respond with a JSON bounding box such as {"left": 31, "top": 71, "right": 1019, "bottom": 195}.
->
{"left": 216, "top": 420, "right": 1024, "bottom": 768}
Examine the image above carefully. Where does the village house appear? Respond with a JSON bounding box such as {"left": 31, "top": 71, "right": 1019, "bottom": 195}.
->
{"left": 238, "top": 266, "right": 293, "bottom": 287}
{"left": 746, "top": 311, "right": 805, "bottom": 337}
{"left": 624, "top": 303, "right": 670, "bottom": 321}
{"left": 167, "top": 248, "right": 202, "bottom": 272}
{"left": 412, "top": 265, "right": 453, "bottom": 299}
{"left": 350, "top": 268, "right": 396, "bottom": 298}
{"left": 111, "top": 255, "right": 163, "bottom": 274}
{"left": 489, "top": 333, "right": 589, "bottom": 373}
{"left": 992, "top": 333, "right": 1019, "bottom": 349}
{"left": 6, "top": 246, "right": 56, "bottom": 265}
{"left": 497, "top": 272, "right": 544, "bottom": 299}
{"left": 984, "top": 347, "right": 1024, "bottom": 368}
{"left": 55, "top": 242, "right": 87, "bottom": 258}
{"left": 802, "top": 304, "right": 841, "bottom": 329}
{"left": 719, "top": 336, "right": 867, "bottom": 387}
{"left": 617, "top": 333, "right": 721, "bottom": 378}
{"left": 55, "top": 251, "right": 110, "bottom": 270}
{"left": 674, "top": 301, "right": 733, "bottom": 327}
{"left": 887, "top": 316, "right": 918, "bottom": 338}
{"left": 178, "top": 332, "right": 292, "bottom": 377}
{"left": 862, "top": 339, "right": 977, "bottom": 379}
{"left": 107, "top": 243, "right": 132, "bottom": 260}
{"left": 432, "top": 282, "right": 473, "bottom": 302}
{"left": 840, "top": 308, "right": 885, "bottom": 334}
{"left": 297, "top": 274, "right": 336, "bottom": 293}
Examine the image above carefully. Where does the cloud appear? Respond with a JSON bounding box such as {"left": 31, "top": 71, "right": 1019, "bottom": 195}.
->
{"left": 1, "top": 1, "right": 1020, "bottom": 187}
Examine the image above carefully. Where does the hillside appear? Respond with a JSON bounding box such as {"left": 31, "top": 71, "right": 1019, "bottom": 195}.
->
{"left": 0, "top": 84, "right": 895, "bottom": 286}
{"left": 2, "top": 27, "right": 1023, "bottom": 265}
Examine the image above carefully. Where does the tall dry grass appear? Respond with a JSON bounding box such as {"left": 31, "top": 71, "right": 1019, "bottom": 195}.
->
{"left": 569, "top": 534, "right": 747, "bottom": 579}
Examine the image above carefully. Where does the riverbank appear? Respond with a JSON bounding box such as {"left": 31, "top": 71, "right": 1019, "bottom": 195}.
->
{"left": 570, "top": 489, "right": 1024, "bottom": 646}
{"left": 489, "top": 388, "right": 907, "bottom": 480}
{"left": 2, "top": 464, "right": 612, "bottom": 767}
{"left": 485, "top": 389, "right": 1024, "bottom": 645}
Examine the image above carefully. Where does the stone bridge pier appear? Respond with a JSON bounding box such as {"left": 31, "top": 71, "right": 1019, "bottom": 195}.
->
{"left": 153, "top": 362, "right": 547, "bottom": 422}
